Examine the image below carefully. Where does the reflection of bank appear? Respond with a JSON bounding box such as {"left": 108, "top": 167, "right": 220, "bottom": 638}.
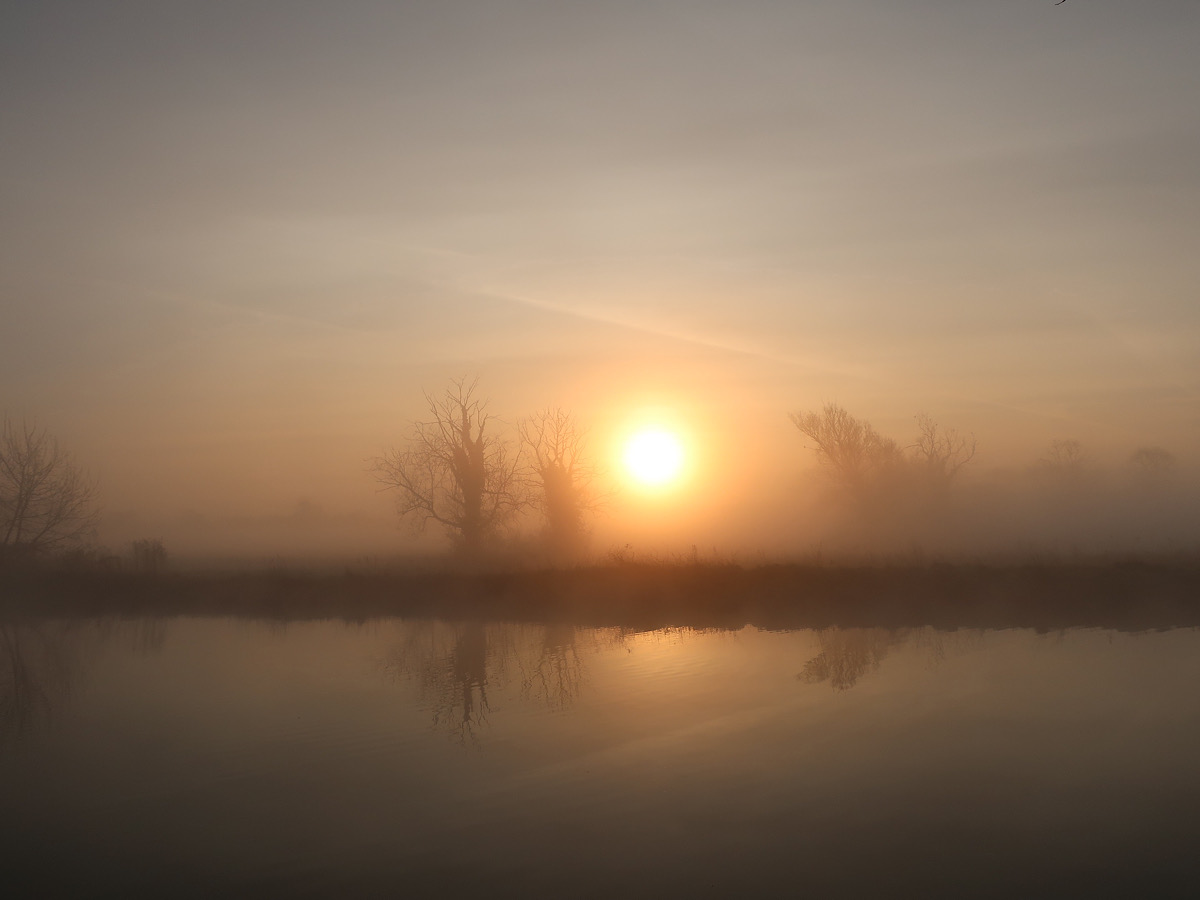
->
{"left": 0, "top": 618, "right": 166, "bottom": 741}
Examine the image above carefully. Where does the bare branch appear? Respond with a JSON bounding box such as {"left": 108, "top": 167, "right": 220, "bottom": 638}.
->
{"left": 909, "top": 413, "right": 976, "bottom": 486}
{"left": 0, "top": 415, "right": 98, "bottom": 564}
{"left": 790, "top": 403, "right": 901, "bottom": 496}
{"left": 518, "top": 408, "right": 601, "bottom": 560}
{"left": 370, "top": 380, "right": 524, "bottom": 557}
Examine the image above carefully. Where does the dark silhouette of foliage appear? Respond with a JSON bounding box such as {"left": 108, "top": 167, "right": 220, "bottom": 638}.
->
{"left": 372, "top": 379, "right": 523, "bottom": 558}
{"left": 0, "top": 415, "right": 98, "bottom": 566}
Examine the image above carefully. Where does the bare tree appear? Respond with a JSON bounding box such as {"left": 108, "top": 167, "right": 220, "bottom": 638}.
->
{"left": 909, "top": 413, "right": 976, "bottom": 489}
{"left": 1036, "top": 438, "right": 1089, "bottom": 494}
{"left": 790, "top": 403, "right": 901, "bottom": 496}
{"left": 518, "top": 408, "right": 599, "bottom": 561}
{"left": 1042, "top": 439, "right": 1085, "bottom": 470}
{"left": 0, "top": 416, "right": 98, "bottom": 565}
{"left": 1040, "top": 439, "right": 1087, "bottom": 476}
{"left": 372, "top": 379, "right": 523, "bottom": 558}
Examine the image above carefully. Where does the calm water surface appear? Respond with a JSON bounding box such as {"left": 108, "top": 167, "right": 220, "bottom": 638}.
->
{"left": 3, "top": 616, "right": 1199, "bottom": 897}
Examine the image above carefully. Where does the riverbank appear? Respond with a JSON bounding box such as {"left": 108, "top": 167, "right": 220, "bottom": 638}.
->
{"left": 3, "top": 559, "right": 1199, "bottom": 632}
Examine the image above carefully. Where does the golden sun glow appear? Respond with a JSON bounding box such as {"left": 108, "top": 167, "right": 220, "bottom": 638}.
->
{"left": 623, "top": 428, "right": 685, "bottom": 487}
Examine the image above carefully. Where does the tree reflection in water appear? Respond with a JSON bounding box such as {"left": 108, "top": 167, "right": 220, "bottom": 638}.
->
{"left": 799, "top": 627, "right": 897, "bottom": 691}
{"left": 519, "top": 623, "right": 583, "bottom": 712}
{"left": 386, "top": 621, "right": 657, "bottom": 743}
{"left": 798, "top": 626, "right": 982, "bottom": 691}
{"left": 390, "top": 620, "right": 980, "bottom": 738}
{"left": 0, "top": 618, "right": 166, "bottom": 741}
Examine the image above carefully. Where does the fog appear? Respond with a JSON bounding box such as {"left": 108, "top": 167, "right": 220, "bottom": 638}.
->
{"left": 64, "top": 389, "right": 1199, "bottom": 568}
{"left": 3, "top": 1, "right": 1198, "bottom": 569}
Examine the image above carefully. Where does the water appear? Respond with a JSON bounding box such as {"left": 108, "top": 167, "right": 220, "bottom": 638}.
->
{"left": 3, "top": 616, "right": 1199, "bottom": 897}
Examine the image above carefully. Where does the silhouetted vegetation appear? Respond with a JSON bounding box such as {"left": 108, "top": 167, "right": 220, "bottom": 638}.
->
{"left": 4, "top": 559, "right": 1198, "bottom": 634}
{"left": 519, "top": 407, "right": 599, "bottom": 562}
{"left": 908, "top": 412, "right": 976, "bottom": 494}
{"left": 372, "top": 379, "right": 524, "bottom": 560}
{"left": 0, "top": 415, "right": 98, "bottom": 567}
{"left": 791, "top": 403, "right": 902, "bottom": 499}
{"left": 371, "top": 381, "right": 609, "bottom": 562}
{"left": 792, "top": 404, "right": 976, "bottom": 504}
{"left": 130, "top": 539, "right": 168, "bottom": 574}
{"left": 1129, "top": 446, "right": 1176, "bottom": 481}
{"left": 1039, "top": 438, "right": 1088, "bottom": 486}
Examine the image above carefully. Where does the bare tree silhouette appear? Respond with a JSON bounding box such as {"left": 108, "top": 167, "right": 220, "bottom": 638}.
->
{"left": 1038, "top": 439, "right": 1088, "bottom": 492}
{"left": 0, "top": 415, "right": 98, "bottom": 566}
{"left": 791, "top": 403, "right": 902, "bottom": 498}
{"left": 909, "top": 413, "right": 976, "bottom": 492}
{"left": 518, "top": 408, "right": 600, "bottom": 562}
{"left": 372, "top": 379, "right": 524, "bottom": 559}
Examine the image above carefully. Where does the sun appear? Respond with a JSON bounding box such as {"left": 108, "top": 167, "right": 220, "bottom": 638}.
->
{"left": 624, "top": 428, "right": 685, "bottom": 487}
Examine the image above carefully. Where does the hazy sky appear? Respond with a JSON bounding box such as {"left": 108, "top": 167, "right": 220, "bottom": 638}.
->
{"left": 3, "top": 1, "right": 1198, "bottom": 552}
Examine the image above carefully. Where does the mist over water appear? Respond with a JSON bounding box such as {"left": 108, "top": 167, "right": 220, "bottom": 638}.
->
{"left": 4, "top": 615, "right": 1199, "bottom": 896}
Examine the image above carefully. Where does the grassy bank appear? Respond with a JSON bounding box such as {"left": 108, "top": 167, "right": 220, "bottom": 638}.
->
{"left": 2, "top": 559, "right": 1199, "bottom": 632}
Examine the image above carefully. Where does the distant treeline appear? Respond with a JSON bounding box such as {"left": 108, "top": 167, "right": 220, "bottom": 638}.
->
{"left": 3, "top": 387, "right": 1196, "bottom": 571}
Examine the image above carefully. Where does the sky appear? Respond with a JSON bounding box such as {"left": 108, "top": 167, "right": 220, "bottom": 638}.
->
{"left": 3, "top": 1, "right": 1198, "bottom": 557}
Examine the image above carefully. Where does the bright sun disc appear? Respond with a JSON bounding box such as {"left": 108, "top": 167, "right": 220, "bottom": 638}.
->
{"left": 624, "top": 429, "right": 684, "bottom": 486}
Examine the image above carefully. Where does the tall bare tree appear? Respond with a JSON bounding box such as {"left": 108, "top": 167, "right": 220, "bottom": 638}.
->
{"left": 790, "top": 403, "right": 901, "bottom": 497}
{"left": 909, "top": 413, "right": 976, "bottom": 490}
{"left": 0, "top": 416, "right": 98, "bottom": 565}
{"left": 518, "top": 408, "right": 599, "bottom": 561}
{"left": 372, "top": 379, "right": 523, "bottom": 558}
